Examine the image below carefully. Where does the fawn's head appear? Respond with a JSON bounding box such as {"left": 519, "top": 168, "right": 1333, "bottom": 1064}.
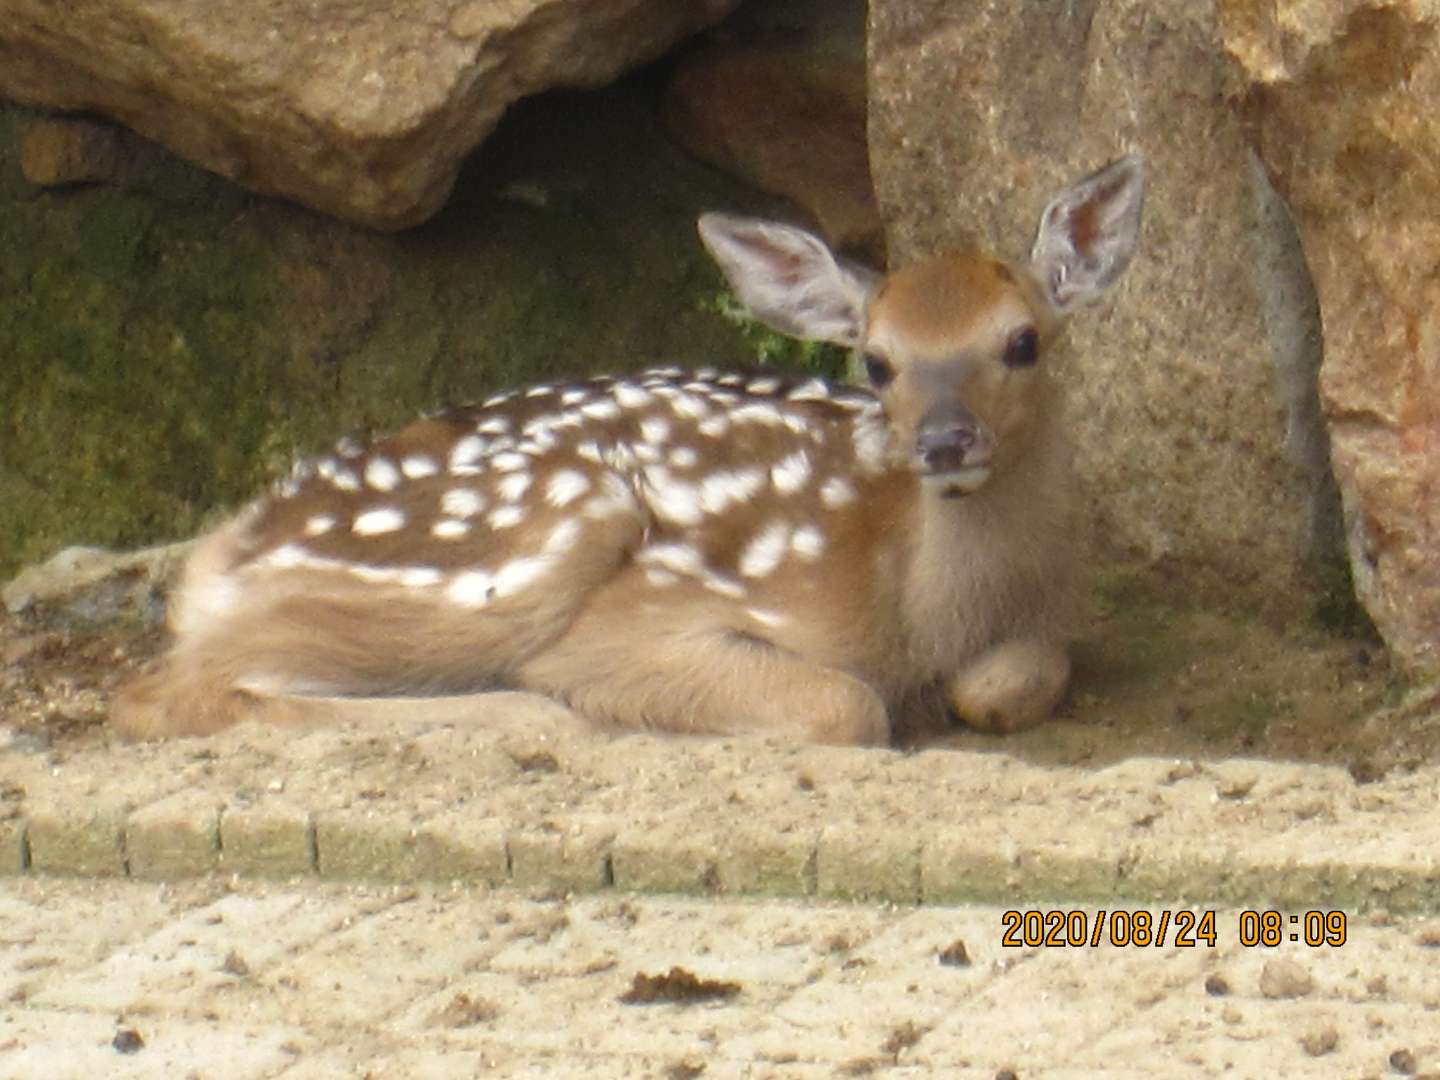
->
{"left": 699, "top": 155, "right": 1145, "bottom": 496}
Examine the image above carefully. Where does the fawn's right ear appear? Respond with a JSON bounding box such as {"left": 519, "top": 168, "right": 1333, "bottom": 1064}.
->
{"left": 698, "top": 213, "right": 879, "bottom": 348}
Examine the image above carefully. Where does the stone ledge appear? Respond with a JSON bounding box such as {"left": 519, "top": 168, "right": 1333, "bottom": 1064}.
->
{"left": 3, "top": 715, "right": 1439, "bottom": 912}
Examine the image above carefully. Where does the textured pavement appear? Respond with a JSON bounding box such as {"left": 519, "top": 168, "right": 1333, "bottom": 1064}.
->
{"left": 2, "top": 705, "right": 1440, "bottom": 1077}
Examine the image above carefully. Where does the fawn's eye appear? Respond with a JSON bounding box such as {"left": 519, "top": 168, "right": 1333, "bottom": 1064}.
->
{"left": 863, "top": 353, "right": 895, "bottom": 389}
{"left": 1003, "top": 328, "right": 1039, "bottom": 369}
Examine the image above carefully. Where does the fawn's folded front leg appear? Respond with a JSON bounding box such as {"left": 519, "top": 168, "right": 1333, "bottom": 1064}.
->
{"left": 516, "top": 596, "right": 891, "bottom": 746}
{"left": 945, "top": 638, "right": 1070, "bottom": 733}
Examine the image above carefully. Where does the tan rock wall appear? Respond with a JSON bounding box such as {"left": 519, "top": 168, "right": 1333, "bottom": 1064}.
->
{"left": 1220, "top": 0, "right": 1440, "bottom": 672}
{"left": 869, "top": 0, "right": 1344, "bottom": 614}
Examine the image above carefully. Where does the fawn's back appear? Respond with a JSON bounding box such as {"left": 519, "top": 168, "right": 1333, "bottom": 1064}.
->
{"left": 114, "top": 154, "right": 1145, "bottom": 745}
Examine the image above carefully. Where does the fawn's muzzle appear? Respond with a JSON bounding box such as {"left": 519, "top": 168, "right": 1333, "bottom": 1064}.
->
{"left": 915, "top": 406, "right": 994, "bottom": 495}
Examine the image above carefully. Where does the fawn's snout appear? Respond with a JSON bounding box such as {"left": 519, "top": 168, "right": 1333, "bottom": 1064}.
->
{"left": 914, "top": 401, "right": 994, "bottom": 494}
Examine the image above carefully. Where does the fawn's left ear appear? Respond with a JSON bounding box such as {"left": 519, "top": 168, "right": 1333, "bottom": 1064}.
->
{"left": 1029, "top": 154, "right": 1145, "bottom": 316}
{"left": 698, "top": 212, "right": 880, "bottom": 348}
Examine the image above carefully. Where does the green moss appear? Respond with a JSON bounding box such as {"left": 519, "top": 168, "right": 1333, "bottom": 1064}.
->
{"left": 699, "top": 291, "right": 853, "bottom": 380}
{"left": 0, "top": 82, "right": 800, "bottom": 579}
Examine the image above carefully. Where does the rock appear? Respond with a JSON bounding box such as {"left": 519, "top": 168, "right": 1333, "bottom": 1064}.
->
{"left": 2, "top": 542, "right": 192, "bottom": 624}
{"left": 19, "top": 117, "right": 125, "bottom": 187}
{"left": 0, "top": 0, "right": 743, "bottom": 229}
{"left": 663, "top": 44, "right": 882, "bottom": 260}
{"left": 1258, "top": 956, "right": 1314, "bottom": 999}
{"left": 867, "top": 1, "right": 1345, "bottom": 615}
{"left": 1218, "top": 0, "right": 1440, "bottom": 675}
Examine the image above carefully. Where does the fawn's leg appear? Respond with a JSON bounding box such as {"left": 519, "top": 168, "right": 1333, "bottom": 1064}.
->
{"left": 514, "top": 588, "right": 891, "bottom": 746}
{"left": 945, "top": 638, "right": 1070, "bottom": 733}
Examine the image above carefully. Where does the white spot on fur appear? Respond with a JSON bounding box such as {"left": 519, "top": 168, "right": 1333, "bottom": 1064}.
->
{"left": 493, "top": 555, "right": 550, "bottom": 597}
{"left": 670, "top": 393, "right": 709, "bottom": 420}
{"left": 432, "top": 519, "right": 470, "bottom": 540}
{"left": 450, "top": 436, "right": 486, "bottom": 471}
{"left": 264, "top": 543, "right": 310, "bottom": 569}
{"left": 477, "top": 416, "right": 511, "bottom": 435}
{"left": 487, "top": 505, "right": 526, "bottom": 530}
{"left": 442, "top": 488, "right": 486, "bottom": 518}
{"left": 747, "top": 376, "right": 781, "bottom": 395}
{"left": 852, "top": 418, "right": 890, "bottom": 474}
{"left": 401, "top": 455, "right": 440, "bottom": 480}
{"left": 698, "top": 415, "right": 732, "bottom": 439}
{"left": 525, "top": 384, "right": 554, "bottom": 398}
{"left": 699, "top": 468, "right": 765, "bottom": 515}
{"left": 448, "top": 570, "right": 496, "bottom": 607}
{"left": 335, "top": 436, "right": 365, "bottom": 459}
{"left": 353, "top": 507, "right": 406, "bottom": 535}
{"left": 645, "top": 568, "right": 679, "bottom": 588}
{"left": 497, "top": 472, "right": 532, "bottom": 502}
{"left": 637, "top": 543, "right": 704, "bottom": 576}
{"left": 559, "top": 387, "right": 589, "bottom": 406}
{"left": 576, "top": 441, "right": 604, "bottom": 464}
{"left": 820, "top": 476, "right": 858, "bottom": 509}
{"left": 770, "top": 451, "right": 812, "bottom": 495}
{"left": 639, "top": 416, "right": 672, "bottom": 445}
{"left": 782, "top": 412, "right": 813, "bottom": 438}
{"left": 613, "top": 383, "right": 654, "bottom": 410}
{"left": 717, "top": 373, "right": 745, "bottom": 387}
{"left": 739, "top": 521, "right": 790, "bottom": 578}
{"left": 365, "top": 458, "right": 401, "bottom": 491}
{"left": 580, "top": 399, "right": 623, "bottom": 422}
{"left": 746, "top": 607, "right": 789, "bottom": 628}
{"left": 546, "top": 469, "right": 590, "bottom": 508}
{"left": 732, "top": 402, "right": 784, "bottom": 427}
{"left": 703, "top": 572, "right": 747, "bottom": 599}
{"left": 482, "top": 392, "right": 512, "bottom": 408}
{"left": 669, "top": 446, "right": 699, "bottom": 469}
{"left": 332, "top": 470, "right": 360, "bottom": 492}
{"left": 304, "top": 515, "right": 336, "bottom": 537}
{"left": 643, "top": 467, "right": 703, "bottom": 526}
{"left": 787, "top": 378, "right": 831, "bottom": 402}
{"left": 791, "top": 525, "right": 825, "bottom": 560}
{"left": 398, "top": 567, "right": 444, "bottom": 588}
{"left": 491, "top": 452, "right": 530, "bottom": 473}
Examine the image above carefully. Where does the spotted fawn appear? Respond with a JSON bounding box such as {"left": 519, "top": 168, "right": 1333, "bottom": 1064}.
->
{"left": 112, "top": 155, "right": 1145, "bottom": 745}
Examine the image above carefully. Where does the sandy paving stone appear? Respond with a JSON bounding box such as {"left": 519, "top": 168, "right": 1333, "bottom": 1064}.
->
{"left": 218, "top": 797, "right": 316, "bottom": 879}
{"left": 24, "top": 801, "right": 127, "bottom": 878}
{"left": 125, "top": 789, "right": 220, "bottom": 880}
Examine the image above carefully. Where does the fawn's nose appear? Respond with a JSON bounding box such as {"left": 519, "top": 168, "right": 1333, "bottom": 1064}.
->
{"left": 915, "top": 404, "right": 994, "bottom": 494}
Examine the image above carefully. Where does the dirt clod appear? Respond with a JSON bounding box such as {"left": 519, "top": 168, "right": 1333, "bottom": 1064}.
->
{"left": 663, "top": 1063, "right": 706, "bottom": 1080}
{"left": 1298, "top": 1024, "right": 1339, "bottom": 1056}
{"left": 1259, "top": 958, "right": 1313, "bottom": 999}
{"left": 428, "top": 992, "right": 500, "bottom": 1029}
{"left": 1390, "top": 1048, "right": 1417, "bottom": 1074}
{"left": 1203, "top": 973, "right": 1230, "bottom": 996}
{"left": 937, "top": 939, "right": 971, "bottom": 966}
{"left": 112, "top": 1027, "right": 144, "bottom": 1054}
{"left": 882, "top": 1020, "right": 929, "bottom": 1060}
{"left": 219, "top": 950, "right": 250, "bottom": 977}
{"left": 618, "top": 966, "right": 740, "bottom": 1005}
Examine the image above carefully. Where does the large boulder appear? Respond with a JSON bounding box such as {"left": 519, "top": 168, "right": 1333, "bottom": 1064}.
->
{"left": 1218, "top": 0, "right": 1440, "bottom": 674}
{"left": 0, "top": 0, "right": 741, "bottom": 229}
{"left": 868, "top": 1, "right": 1345, "bottom": 616}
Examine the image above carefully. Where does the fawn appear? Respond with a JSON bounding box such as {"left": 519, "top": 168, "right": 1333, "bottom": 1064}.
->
{"left": 112, "top": 155, "right": 1145, "bottom": 745}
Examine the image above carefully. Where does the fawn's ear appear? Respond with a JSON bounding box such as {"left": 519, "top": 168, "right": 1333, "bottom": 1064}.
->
{"left": 1029, "top": 154, "right": 1145, "bottom": 315}
{"left": 698, "top": 213, "right": 879, "bottom": 348}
